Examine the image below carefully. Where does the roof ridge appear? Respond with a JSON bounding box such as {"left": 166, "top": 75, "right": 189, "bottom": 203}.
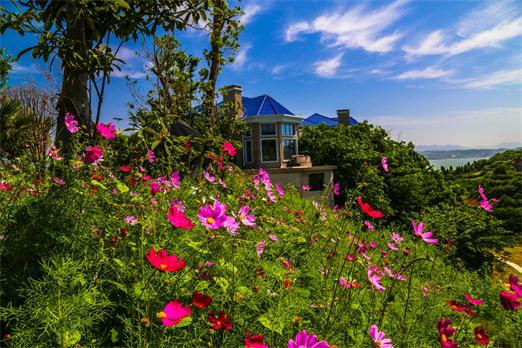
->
{"left": 256, "top": 95, "right": 267, "bottom": 116}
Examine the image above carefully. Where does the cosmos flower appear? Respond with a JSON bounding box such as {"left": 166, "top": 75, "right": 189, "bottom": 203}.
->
{"left": 223, "top": 141, "right": 237, "bottom": 156}
{"left": 357, "top": 197, "right": 384, "bottom": 219}
{"left": 84, "top": 146, "right": 104, "bottom": 164}
{"left": 157, "top": 300, "right": 191, "bottom": 327}
{"left": 381, "top": 156, "right": 389, "bottom": 172}
{"left": 146, "top": 248, "right": 186, "bottom": 272}
{"left": 447, "top": 300, "right": 475, "bottom": 317}
{"left": 224, "top": 215, "right": 240, "bottom": 236}
{"left": 147, "top": 149, "right": 155, "bottom": 163}
{"left": 192, "top": 291, "right": 212, "bottom": 308}
{"left": 238, "top": 206, "right": 256, "bottom": 227}
{"left": 474, "top": 327, "right": 489, "bottom": 345}
{"left": 509, "top": 274, "right": 522, "bottom": 297}
{"left": 48, "top": 145, "right": 63, "bottom": 160}
{"left": 204, "top": 171, "right": 216, "bottom": 184}
{"left": 96, "top": 122, "right": 116, "bottom": 139}
{"left": 368, "top": 265, "right": 386, "bottom": 291}
{"left": 391, "top": 233, "right": 403, "bottom": 244}
{"left": 333, "top": 182, "right": 340, "bottom": 196}
{"left": 369, "top": 324, "right": 393, "bottom": 348}
{"left": 208, "top": 311, "right": 233, "bottom": 331}
{"left": 244, "top": 332, "right": 268, "bottom": 348}
{"left": 64, "top": 112, "right": 79, "bottom": 133}
{"left": 437, "top": 319, "right": 458, "bottom": 348}
{"left": 52, "top": 177, "right": 65, "bottom": 185}
{"left": 277, "top": 184, "right": 285, "bottom": 197}
{"left": 124, "top": 215, "right": 138, "bottom": 225}
{"left": 464, "top": 294, "right": 484, "bottom": 306}
{"left": 478, "top": 185, "right": 497, "bottom": 212}
{"left": 168, "top": 205, "right": 194, "bottom": 229}
{"left": 412, "top": 220, "right": 438, "bottom": 244}
{"left": 199, "top": 200, "right": 228, "bottom": 229}
{"left": 0, "top": 180, "right": 13, "bottom": 191}
{"left": 256, "top": 240, "right": 266, "bottom": 258}
{"left": 288, "top": 330, "right": 329, "bottom": 348}
{"left": 500, "top": 291, "right": 520, "bottom": 311}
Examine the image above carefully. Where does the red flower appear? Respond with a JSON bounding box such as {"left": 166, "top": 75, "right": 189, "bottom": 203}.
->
{"left": 244, "top": 331, "right": 268, "bottom": 348}
{"left": 474, "top": 327, "right": 489, "bottom": 345}
{"left": 84, "top": 146, "right": 103, "bottom": 164}
{"left": 192, "top": 291, "right": 212, "bottom": 309}
{"left": 438, "top": 319, "right": 458, "bottom": 348}
{"left": 357, "top": 197, "right": 384, "bottom": 219}
{"left": 447, "top": 300, "right": 476, "bottom": 317}
{"left": 223, "top": 141, "right": 237, "bottom": 156}
{"left": 509, "top": 274, "right": 522, "bottom": 297}
{"left": 145, "top": 248, "right": 186, "bottom": 272}
{"left": 208, "top": 311, "right": 233, "bottom": 331}
{"left": 119, "top": 165, "right": 131, "bottom": 173}
{"left": 500, "top": 291, "right": 520, "bottom": 311}
{"left": 185, "top": 139, "right": 192, "bottom": 152}
{"left": 464, "top": 294, "right": 484, "bottom": 306}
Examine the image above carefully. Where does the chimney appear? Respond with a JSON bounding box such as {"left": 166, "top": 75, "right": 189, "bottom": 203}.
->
{"left": 337, "top": 109, "right": 351, "bottom": 125}
{"left": 223, "top": 85, "right": 243, "bottom": 119}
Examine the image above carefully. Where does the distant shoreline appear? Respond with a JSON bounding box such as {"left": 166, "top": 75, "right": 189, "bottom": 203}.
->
{"left": 419, "top": 147, "right": 518, "bottom": 161}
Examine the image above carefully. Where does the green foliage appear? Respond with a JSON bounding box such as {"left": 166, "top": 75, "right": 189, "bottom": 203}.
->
{"left": 1, "top": 131, "right": 521, "bottom": 347}
{"left": 443, "top": 149, "right": 522, "bottom": 240}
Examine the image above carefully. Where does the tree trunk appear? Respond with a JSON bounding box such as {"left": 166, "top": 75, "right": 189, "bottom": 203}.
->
{"left": 55, "top": 1, "right": 91, "bottom": 145}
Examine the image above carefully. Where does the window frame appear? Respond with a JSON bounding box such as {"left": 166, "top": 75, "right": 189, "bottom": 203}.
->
{"left": 260, "top": 138, "right": 279, "bottom": 163}
{"left": 281, "top": 123, "right": 298, "bottom": 162}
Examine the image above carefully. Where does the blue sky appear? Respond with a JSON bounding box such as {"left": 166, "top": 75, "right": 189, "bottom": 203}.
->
{"left": 3, "top": 0, "right": 522, "bottom": 147}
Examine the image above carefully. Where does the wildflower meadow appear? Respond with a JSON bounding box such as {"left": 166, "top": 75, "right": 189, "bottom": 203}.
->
{"left": 1, "top": 120, "right": 521, "bottom": 347}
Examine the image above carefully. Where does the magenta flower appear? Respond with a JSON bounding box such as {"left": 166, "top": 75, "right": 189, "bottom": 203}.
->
{"left": 288, "top": 330, "right": 329, "bottom": 348}
{"left": 364, "top": 221, "right": 375, "bottom": 230}
{"left": 256, "top": 240, "right": 266, "bottom": 258}
{"left": 269, "top": 234, "right": 279, "bottom": 242}
{"left": 333, "top": 182, "right": 340, "bottom": 196}
{"left": 438, "top": 319, "right": 458, "bottom": 348}
{"left": 391, "top": 233, "right": 403, "bottom": 244}
{"left": 146, "top": 248, "right": 186, "bottom": 272}
{"left": 48, "top": 145, "right": 63, "bottom": 160}
{"left": 170, "top": 200, "right": 186, "bottom": 213}
{"left": 96, "top": 122, "right": 116, "bottom": 139}
{"left": 157, "top": 300, "right": 192, "bottom": 327}
{"left": 387, "top": 243, "right": 399, "bottom": 251}
{"left": 170, "top": 171, "right": 181, "bottom": 189}
{"left": 199, "top": 200, "right": 228, "bottom": 229}
{"left": 500, "top": 291, "right": 520, "bottom": 311}
{"left": 64, "top": 113, "right": 79, "bottom": 133}
{"left": 168, "top": 206, "right": 194, "bottom": 230}
{"left": 369, "top": 324, "right": 393, "bottom": 348}
{"left": 358, "top": 242, "right": 371, "bottom": 260}
{"left": 276, "top": 184, "right": 285, "bottom": 197}
{"left": 464, "top": 294, "right": 484, "bottom": 306}
{"left": 509, "top": 274, "right": 522, "bottom": 297}
{"left": 412, "top": 220, "right": 438, "bottom": 244}
{"left": 204, "top": 171, "right": 216, "bottom": 183}
{"left": 84, "top": 146, "right": 103, "bottom": 164}
{"left": 52, "top": 177, "right": 65, "bottom": 185}
{"left": 381, "top": 156, "right": 389, "bottom": 172}
{"left": 147, "top": 149, "right": 155, "bottom": 163}
{"left": 238, "top": 205, "right": 256, "bottom": 227}
{"left": 478, "top": 185, "right": 497, "bottom": 212}
{"left": 223, "top": 141, "right": 237, "bottom": 156}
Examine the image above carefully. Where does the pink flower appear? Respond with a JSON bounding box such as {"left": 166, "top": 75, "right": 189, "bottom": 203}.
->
{"left": 199, "top": 200, "right": 228, "bottom": 229}
{"left": 64, "top": 113, "right": 79, "bottom": 133}
{"left": 84, "top": 146, "right": 103, "bottom": 164}
{"left": 168, "top": 206, "right": 195, "bottom": 229}
{"left": 369, "top": 324, "right": 393, "bottom": 348}
{"left": 358, "top": 243, "right": 370, "bottom": 260}
{"left": 464, "top": 294, "right": 484, "bottom": 306}
{"left": 288, "top": 330, "right": 329, "bottom": 348}
{"left": 302, "top": 185, "right": 312, "bottom": 191}
{"left": 387, "top": 243, "right": 399, "bottom": 251}
{"left": 412, "top": 220, "right": 438, "bottom": 244}
{"left": 277, "top": 184, "right": 285, "bottom": 197}
{"left": 96, "top": 122, "right": 116, "bottom": 139}
{"left": 368, "top": 265, "right": 386, "bottom": 291}
{"left": 204, "top": 171, "right": 216, "bottom": 183}
{"left": 223, "top": 141, "right": 237, "bottom": 156}
{"left": 391, "top": 233, "right": 403, "bottom": 244}
{"left": 170, "top": 171, "right": 181, "bottom": 189}
{"left": 478, "top": 185, "right": 497, "bottom": 212}
{"left": 509, "top": 274, "right": 522, "bottom": 297}
{"left": 238, "top": 205, "right": 256, "bottom": 227}
{"left": 357, "top": 197, "right": 384, "bottom": 219}
{"left": 170, "top": 199, "right": 186, "bottom": 213}
{"left": 256, "top": 240, "right": 265, "bottom": 258}
{"left": 364, "top": 220, "right": 375, "bottom": 230}
{"left": 146, "top": 248, "right": 186, "bottom": 272}
{"left": 124, "top": 215, "right": 138, "bottom": 225}
{"left": 500, "top": 291, "right": 520, "bottom": 311}
{"left": 52, "top": 177, "right": 65, "bottom": 185}
{"left": 48, "top": 145, "right": 63, "bottom": 160}
{"left": 147, "top": 149, "right": 155, "bottom": 163}
{"left": 0, "top": 180, "right": 13, "bottom": 191}
{"left": 333, "top": 182, "right": 340, "bottom": 196}
{"left": 157, "top": 300, "right": 192, "bottom": 327}
{"left": 269, "top": 234, "right": 279, "bottom": 242}
{"left": 223, "top": 216, "right": 240, "bottom": 236}
{"left": 381, "top": 156, "right": 389, "bottom": 172}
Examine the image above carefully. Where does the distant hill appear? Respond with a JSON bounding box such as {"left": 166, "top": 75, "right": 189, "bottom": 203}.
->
{"left": 420, "top": 148, "right": 515, "bottom": 160}
{"left": 415, "top": 144, "right": 467, "bottom": 151}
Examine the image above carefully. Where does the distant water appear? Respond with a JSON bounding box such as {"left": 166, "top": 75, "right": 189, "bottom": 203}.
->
{"left": 429, "top": 157, "right": 489, "bottom": 169}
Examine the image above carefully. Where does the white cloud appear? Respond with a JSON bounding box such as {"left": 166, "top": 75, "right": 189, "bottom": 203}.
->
{"left": 368, "top": 107, "right": 522, "bottom": 147}
{"left": 460, "top": 68, "right": 522, "bottom": 89}
{"left": 11, "top": 63, "right": 41, "bottom": 74}
{"left": 240, "top": 3, "right": 263, "bottom": 25}
{"left": 284, "top": 0, "right": 408, "bottom": 53}
{"left": 271, "top": 64, "right": 287, "bottom": 75}
{"left": 115, "top": 46, "right": 140, "bottom": 62}
{"left": 394, "top": 67, "right": 453, "bottom": 80}
{"left": 403, "top": 1, "right": 522, "bottom": 57}
{"left": 231, "top": 44, "right": 251, "bottom": 71}
{"left": 111, "top": 68, "right": 147, "bottom": 79}
{"left": 314, "top": 54, "right": 343, "bottom": 78}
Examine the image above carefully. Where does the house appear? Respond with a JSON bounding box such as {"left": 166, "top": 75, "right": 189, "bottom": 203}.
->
{"left": 302, "top": 111, "right": 359, "bottom": 127}
{"left": 223, "top": 85, "right": 356, "bottom": 200}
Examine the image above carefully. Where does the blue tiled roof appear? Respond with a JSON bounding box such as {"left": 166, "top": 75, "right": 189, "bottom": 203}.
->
{"left": 302, "top": 113, "right": 359, "bottom": 127}
{"left": 242, "top": 95, "right": 294, "bottom": 116}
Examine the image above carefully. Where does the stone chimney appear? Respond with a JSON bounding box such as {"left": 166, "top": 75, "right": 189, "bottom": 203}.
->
{"left": 337, "top": 109, "right": 351, "bottom": 125}
{"left": 223, "top": 85, "right": 243, "bottom": 119}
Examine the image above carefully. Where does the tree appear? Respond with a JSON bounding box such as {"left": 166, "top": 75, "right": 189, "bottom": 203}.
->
{"left": 0, "top": 0, "right": 207, "bottom": 145}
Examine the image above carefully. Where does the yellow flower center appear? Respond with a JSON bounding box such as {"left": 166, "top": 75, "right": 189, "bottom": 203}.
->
{"left": 159, "top": 263, "right": 168, "bottom": 270}
{"left": 206, "top": 217, "right": 215, "bottom": 224}
{"left": 157, "top": 311, "right": 167, "bottom": 319}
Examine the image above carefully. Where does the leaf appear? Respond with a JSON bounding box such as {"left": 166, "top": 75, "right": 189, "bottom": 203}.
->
{"left": 175, "top": 316, "right": 192, "bottom": 328}
{"left": 188, "top": 240, "right": 209, "bottom": 254}
{"left": 113, "top": 258, "right": 125, "bottom": 268}
{"left": 111, "top": 328, "right": 119, "bottom": 343}
{"left": 115, "top": 181, "right": 129, "bottom": 193}
{"left": 91, "top": 179, "right": 107, "bottom": 190}
{"left": 215, "top": 277, "right": 229, "bottom": 293}
{"left": 258, "top": 313, "right": 283, "bottom": 335}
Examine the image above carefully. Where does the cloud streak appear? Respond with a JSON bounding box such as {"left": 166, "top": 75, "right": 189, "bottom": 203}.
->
{"left": 459, "top": 68, "right": 522, "bottom": 89}
{"left": 314, "top": 54, "right": 343, "bottom": 78}
{"left": 394, "top": 67, "right": 453, "bottom": 80}
{"left": 285, "top": 0, "right": 408, "bottom": 53}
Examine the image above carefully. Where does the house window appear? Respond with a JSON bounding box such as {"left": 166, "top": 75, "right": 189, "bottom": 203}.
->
{"left": 244, "top": 139, "right": 253, "bottom": 163}
{"left": 308, "top": 173, "right": 324, "bottom": 191}
{"left": 261, "top": 139, "right": 278, "bottom": 162}
{"left": 281, "top": 124, "right": 295, "bottom": 136}
{"left": 282, "top": 139, "right": 297, "bottom": 161}
{"left": 261, "top": 123, "right": 276, "bottom": 136}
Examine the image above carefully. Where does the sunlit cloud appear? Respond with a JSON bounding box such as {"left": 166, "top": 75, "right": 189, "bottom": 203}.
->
{"left": 313, "top": 54, "right": 343, "bottom": 78}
